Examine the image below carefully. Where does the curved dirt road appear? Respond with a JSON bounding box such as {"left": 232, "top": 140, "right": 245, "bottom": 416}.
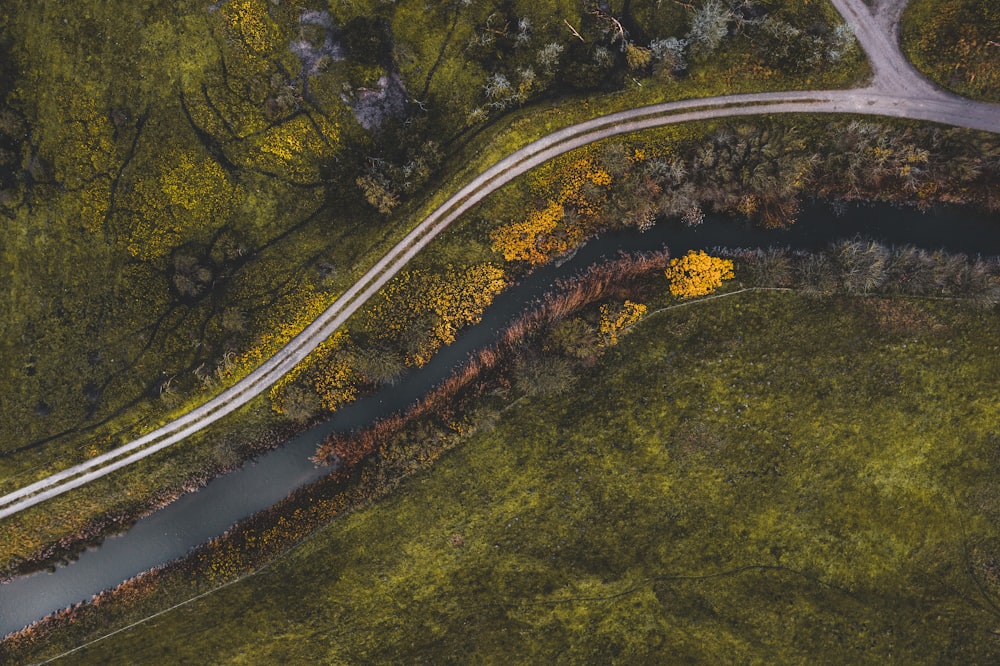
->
{"left": 1, "top": 0, "right": 998, "bottom": 521}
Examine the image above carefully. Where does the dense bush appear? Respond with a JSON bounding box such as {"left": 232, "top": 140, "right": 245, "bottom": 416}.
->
{"left": 664, "top": 250, "right": 735, "bottom": 298}
{"left": 722, "top": 241, "right": 1000, "bottom": 305}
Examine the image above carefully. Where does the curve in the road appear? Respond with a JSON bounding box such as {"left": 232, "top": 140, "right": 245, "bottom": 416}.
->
{"left": 2, "top": 0, "right": 999, "bottom": 521}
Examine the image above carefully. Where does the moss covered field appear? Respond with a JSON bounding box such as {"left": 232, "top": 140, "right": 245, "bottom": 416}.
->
{"left": 24, "top": 290, "right": 1000, "bottom": 664}
{"left": 902, "top": 0, "right": 1000, "bottom": 102}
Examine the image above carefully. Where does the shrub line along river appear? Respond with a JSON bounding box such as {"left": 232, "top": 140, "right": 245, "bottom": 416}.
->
{"left": 3, "top": 202, "right": 1000, "bottom": 637}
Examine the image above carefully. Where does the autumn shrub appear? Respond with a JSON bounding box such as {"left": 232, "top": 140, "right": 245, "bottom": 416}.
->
{"left": 598, "top": 300, "right": 648, "bottom": 346}
{"left": 352, "top": 345, "right": 407, "bottom": 387}
{"left": 742, "top": 247, "right": 794, "bottom": 287}
{"left": 665, "top": 251, "right": 735, "bottom": 299}
{"left": 491, "top": 154, "right": 613, "bottom": 265}
{"left": 363, "top": 264, "right": 508, "bottom": 367}
{"left": 883, "top": 246, "right": 938, "bottom": 295}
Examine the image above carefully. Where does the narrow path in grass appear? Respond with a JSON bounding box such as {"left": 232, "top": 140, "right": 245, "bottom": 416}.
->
{"left": 1, "top": 0, "right": 999, "bottom": 521}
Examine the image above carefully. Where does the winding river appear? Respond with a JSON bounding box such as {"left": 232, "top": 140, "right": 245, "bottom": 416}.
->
{"left": 3, "top": 202, "right": 1000, "bottom": 637}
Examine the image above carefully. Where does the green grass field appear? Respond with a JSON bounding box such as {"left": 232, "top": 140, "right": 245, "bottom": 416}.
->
{"left": 21, "top": 290, "right": 1000, "bottom": 664}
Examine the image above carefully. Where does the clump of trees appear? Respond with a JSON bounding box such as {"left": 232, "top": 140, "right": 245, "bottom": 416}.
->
{"left": 463, "top": 0, "right": 858, "bottom": 120}
{"left": 347, "top": 0, "right": 862, "bottom": 213}
{"left": 311, "top": 237, "right": 998, "bottom": 484}
{"left": 0, "top": 0, "right": 354, "bottom": 457}
{"left": 488, "top": 117, "right": 1000, "bottom": 254}
{"left": 722, "top": 242, "right": 1000, "bottom": 305}
{"left": 477, "top": 116, "right": 1000, "bottom": 308}
{"left": 645, "top": 0, "right": 859, "bottom": 79}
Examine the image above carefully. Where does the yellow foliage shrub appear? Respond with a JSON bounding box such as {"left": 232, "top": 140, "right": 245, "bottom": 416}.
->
{"left": 268, "top": 331, "right": 356, "bottom": 414}
{"left": 599, "top": 300, "right": 647, "bottom": 346}
{"left": 367, "top": 263, "right": 508, "bottom": 366}
{"left": 250, "top": 114, "right": 340, "bottom": 182}
{"left": 414, "top": 263, "right": 508, "bottom": 365}
{"left": 229, "top": 284, "right": 334, "bottom": 382}
{"left": 310, "top": 352, "right": 358, "bottom": 412}
{"left": 221, "top": 0, "right": 279, "bottom": 54}
{"left": 159, "top": 151, "right": 230, "bottom": 210}
{"left": 665, "top": 251, "right": 735, "bottom": 299}
{"left": 491, "top": 155, "right": 613, "bottom": 265}
{"left": 125, "top": 148, "right": 240, "bottom": 259}
{"left": 232, "top": 285, "right": 360, "bottom": 415}
{"left": 555, "top": 157, "right": 612, "bottom": 216}
{"left": 490, "top": 202, "right": 563, "bottom": 264}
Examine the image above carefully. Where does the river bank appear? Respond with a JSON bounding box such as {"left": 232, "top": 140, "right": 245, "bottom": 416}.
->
{"left": 7, "top": 248, "right": 1000, "bottom": 662}
{"left": 4, "top": 200, "right": 1000, "bottom": 647}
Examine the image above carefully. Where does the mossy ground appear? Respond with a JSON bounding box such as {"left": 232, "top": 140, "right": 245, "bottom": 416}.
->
{"left": 901, "top": 0, "right": 1000, "bottom": 102}
{"left": 25, "top": 291, "right": 1000, "bottom": 664}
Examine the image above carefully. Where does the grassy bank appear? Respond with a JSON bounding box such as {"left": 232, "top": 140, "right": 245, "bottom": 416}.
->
{"left": 7, "top": 276, "right": 1000, "bottom": 662}
{"left": 901, "top": 0, "right": 1000, "bottom": 102}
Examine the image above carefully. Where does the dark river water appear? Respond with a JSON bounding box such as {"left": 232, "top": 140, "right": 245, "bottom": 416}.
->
{"left": 2, "top": 202, "right": 1000, "bottom": 637}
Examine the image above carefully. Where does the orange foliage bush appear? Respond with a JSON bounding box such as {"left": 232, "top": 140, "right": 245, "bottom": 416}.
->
{"left": 599, "top": 300, "right": 647, "bottom": 346}
{"left": 268, "top": 331, "right": 358, "bottom": 414}
{"left": 490, "top": 202, "right": 564, "bottom": 263}
{"left": 366, "top": 263, "right": 507, "bottom": 366}
{"left": 665, "top": 250, "right": 735, "bottom": 299}
{"left": 491, "top": 156, "right": 613, "bottom": 265}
